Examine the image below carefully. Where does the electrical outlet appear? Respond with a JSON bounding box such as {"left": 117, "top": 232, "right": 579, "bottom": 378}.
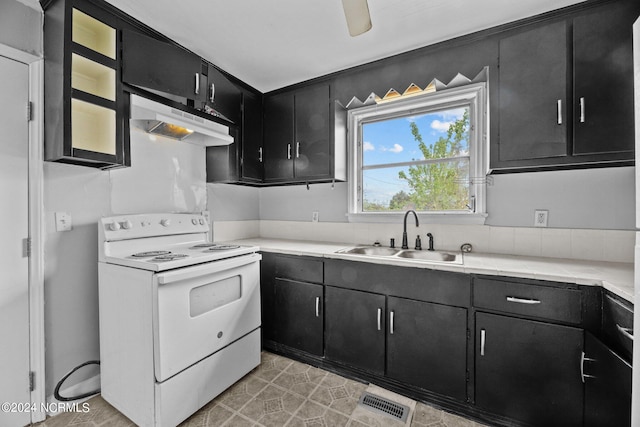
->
{"left": 312, "top": 211, "right": 319, "bottom": 222}
{"left": 534, "top": 210, "right": 548, "bottom": 227}
{"left": 55, "top": 212, "right": 72, "bottom": 232}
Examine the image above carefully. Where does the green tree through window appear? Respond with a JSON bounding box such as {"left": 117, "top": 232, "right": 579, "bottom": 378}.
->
{"left": 397, "top": 110, "right": 470, "bottom": 211}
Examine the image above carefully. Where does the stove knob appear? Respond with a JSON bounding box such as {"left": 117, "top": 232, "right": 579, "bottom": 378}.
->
{"left": 108, "top": 222, "right": 121, "bottom": 231}
{"left": 160, "top": 219, "right": 171, "bottom": 227}
{"left": 192, "top": 219, "right": 198, "bottom": 225}
{"left": 199, "top": 219, "right": 205, "bottom": 225}
{"left": 121, "top": 220, "right": 133, "bottom": 230}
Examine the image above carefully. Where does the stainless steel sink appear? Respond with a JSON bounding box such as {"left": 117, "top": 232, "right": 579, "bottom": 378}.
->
{"left": 336, "top": 246, "right": 462, "bottom": 264}
{"left": 396, "top": 250, "right": 458, "bottom": 262}
{"left": 339, "top": 246, "right": 401, "bottom": 256}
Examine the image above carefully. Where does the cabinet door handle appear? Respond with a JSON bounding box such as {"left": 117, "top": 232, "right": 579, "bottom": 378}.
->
{"left": 480, "top": 329, "right": 486, "bottom": 356}
{"left": 258, "top": 147, "right": 263, "bottom": 163}
{"left": 506, "top": 296, "right": 541, "bottom": 305}
{"left": 296, "top": 142, "right": 300, "bottom": 158}
{"left": 579, "top": 97, "right": 585, "bottom": 123}
{"left": 195, "top": 73, "right": 200, "bottom": 95}
{"left": 377, "top": 308, "right": 381, "bottom": 331}
{"left": 389, "top": 310, "right": 395, "bottom": 335}
{"left": 580, "top": 351, "right": 596, "bottom": 383}
{"left": 315, "top": 296, "right": 320, "bottom": 317}
{"left": 616, "top": 324, "right": 634, "bottom": 341}
{"left": 556, "top": 99, "right": 562, "bottom": 125}
{"left": 210, "top": 82, "right": 215, "bottom": 102}
{"left": 287, "top": 144, "right": 291, "bottom": 160}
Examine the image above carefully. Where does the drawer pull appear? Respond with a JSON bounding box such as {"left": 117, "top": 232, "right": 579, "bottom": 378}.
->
{"left": 377, "top": 308, "right": 382, "bottom": 331}
{"left": 506, "top": 296, "right": 541, "bottom": 305}
{"left": 616, "top": 324, "right": 634, "bottom": 341}
{"left": 480, "top": 329, "right": 486, "bottom": 356}
{"left": 580, "top": 351, "right": 596, "bottom": 383}
{"left": 315, "top": 296, "right": 320, "bottom": 317}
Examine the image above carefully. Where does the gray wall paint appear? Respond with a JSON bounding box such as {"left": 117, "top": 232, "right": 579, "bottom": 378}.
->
{"left": 248, "top": 167, "right": 635, "bottom": 230}
{"left": 0, "top": 1, "right": 42, "bottom": 56}
{"left": 208, "top": 183, "right": 260, "bottom": 221}
{"left": 486, "top": 167, "right": 635, "bottom": 229}
{"left": 259, "top": 182, "right": 349, "bottom": 223}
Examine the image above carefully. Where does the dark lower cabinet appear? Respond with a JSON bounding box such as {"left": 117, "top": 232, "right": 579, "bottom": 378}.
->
{"left": 475, "top": 312, "right": 584, "bottom": 426}
{"left": 273, "top": 278, "right": 323, "bottom": 356}
{"left": 583, "top": 332, "right": 632, "bottom": 427}
{"left": 386, "top": 297, "right": 468, "bottom": 401}
{"left": 324, "top": 286, "right": 386, "bottom": 375}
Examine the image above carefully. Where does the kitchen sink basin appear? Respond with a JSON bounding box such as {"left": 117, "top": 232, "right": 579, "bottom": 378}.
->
{"left": 340, "top": 246, "right": 401, "bottom": 256}
{"left": 336, "top": 246, "right": 462, "bottom": 264}
{"left": 396, "top": 250, "right": 458, "bottom": 262}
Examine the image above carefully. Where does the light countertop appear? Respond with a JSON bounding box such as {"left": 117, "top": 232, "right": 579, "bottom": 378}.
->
{"left": 228, "top": 238, "right": 635, "bottom": 304}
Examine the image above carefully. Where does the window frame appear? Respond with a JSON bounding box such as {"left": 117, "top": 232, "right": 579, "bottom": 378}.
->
{"left": 347, "top": 82, "right": 489, "bottom": 223}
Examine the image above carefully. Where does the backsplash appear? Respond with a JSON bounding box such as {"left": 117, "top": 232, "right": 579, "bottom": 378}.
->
{"left": 213, "top": 220, "right": 635, "bottom": 263}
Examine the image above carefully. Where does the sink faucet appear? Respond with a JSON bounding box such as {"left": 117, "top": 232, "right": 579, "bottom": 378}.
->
{"left": 426, "top": 233, "right": 434, "bottom": 251}
{"left": 401, "top": 210, "right": 419, "bottom": 249}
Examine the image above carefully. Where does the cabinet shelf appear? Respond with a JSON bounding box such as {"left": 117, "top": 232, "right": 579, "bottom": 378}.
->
{"left": 71, "top": 98, "right": 116, "bottom": 155}
{"left": 72, "top": 8, "right": 115, "bottom": 60}
{"left": 71, "top": 53, "right": 116, "bottom": 101}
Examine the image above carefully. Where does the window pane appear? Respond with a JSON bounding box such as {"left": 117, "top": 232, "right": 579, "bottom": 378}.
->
{"left": 362, "top": 107, "right": 469, "bottom": 167}
{"left": 362, "top": 159, "right": 470, "bottom": 212}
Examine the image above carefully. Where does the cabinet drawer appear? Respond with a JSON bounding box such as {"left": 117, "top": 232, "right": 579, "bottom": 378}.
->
{"left": 275, "top": 255, "right": 323, "bottom": 283}
{"left": 474, "top": 278, "right": 582, "bottom": 324}
{"left": 603, "top": 292, "right": 634, "bottom": 363}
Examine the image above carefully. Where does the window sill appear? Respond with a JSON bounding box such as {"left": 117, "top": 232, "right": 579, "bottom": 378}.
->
{"left": 346, "top": 212, "right": 488, "bottom": 225}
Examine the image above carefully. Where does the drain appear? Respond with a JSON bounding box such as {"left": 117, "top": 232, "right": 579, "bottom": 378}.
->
{"left": 358, "top": 392, "right": 410, "bottom": 422}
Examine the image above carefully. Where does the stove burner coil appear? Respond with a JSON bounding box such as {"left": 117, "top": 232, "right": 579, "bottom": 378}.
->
{"left": 151, "top": 253, "right": 189, "bottom": 262}
{"left": 132, "top": 250, "right": 171, "bottom": 258}
{"left": 206, "top": 245, "right": 240, "bottom": 251}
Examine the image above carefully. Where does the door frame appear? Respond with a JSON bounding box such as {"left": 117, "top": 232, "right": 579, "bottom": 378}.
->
{"left": 0, "top": 43, "right": 46, "bottom": 424}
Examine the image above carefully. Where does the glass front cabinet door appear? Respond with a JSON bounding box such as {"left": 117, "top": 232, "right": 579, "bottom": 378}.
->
{"left": 43, "top": 0, "right": 129, "bottom": 169}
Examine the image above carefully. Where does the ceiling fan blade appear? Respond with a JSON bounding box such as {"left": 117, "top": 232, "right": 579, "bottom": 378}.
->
{"left": 342, "top": 0, "right": 372, "bottom": 37}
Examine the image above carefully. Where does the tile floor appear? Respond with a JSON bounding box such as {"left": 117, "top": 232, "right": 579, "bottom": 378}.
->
{"left": 34, "top": 352, "right": 489, "bottom": 427}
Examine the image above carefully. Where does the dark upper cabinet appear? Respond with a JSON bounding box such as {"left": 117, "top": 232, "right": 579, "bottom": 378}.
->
{"left": 493, "top": 0, "right": 639, "bottom": 171}
{"left": 498, "top": 21, "right": 568, "bottom": 162}
{"left": 263, "top": 83, "right": 339, "bottom": 183}
{"left": 122, "top": 29, "right": 206, "bottom": 102}
{"left": 205, "top": 87, "right": 263, "bottom": 183}
{"left": 205, "top": 64, "right": 242, "bottom": 123}
{"left": 324, "top": 286, "right": 386, "bottom": 375}
{"left": 43, "top": 0, "right": 129, "bottom": 169}
{"left": 572, "top": 0, "right": 636, "bottom": 157}
{"left": 273, "top": 278, "right": 323, "bottom": 356}
{"left": 475, "top": 312, "right": 584, "bottom": 426}
{"left": 263, "top": 91, "right": 295, "bottom": 180}
{"left": 583, "top": 332, "right": 632, "bottom": 427}
{"left": 386, "top": 297, "right": 467, "bottom": 401}
{"left": 241, "top": 90, "right": 264, "bottom": 181}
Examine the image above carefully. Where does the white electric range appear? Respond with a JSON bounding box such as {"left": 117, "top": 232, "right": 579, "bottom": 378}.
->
{"left": 97, "top": 213, "right": 261, "bottom": 427}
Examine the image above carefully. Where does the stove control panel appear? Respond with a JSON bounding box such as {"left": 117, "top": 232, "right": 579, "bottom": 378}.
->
{"left": 100, "top": 213, "right": 210, "bottom": 241}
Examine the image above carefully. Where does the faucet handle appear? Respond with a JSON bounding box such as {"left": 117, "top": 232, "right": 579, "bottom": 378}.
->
{"left": 390, "top": 238, "right": 395, "bottom": 248}
{"left": 415, "top": 235, "right": 422, "bottom": 250}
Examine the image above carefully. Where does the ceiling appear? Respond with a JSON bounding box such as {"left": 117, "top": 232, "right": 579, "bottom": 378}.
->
{"left": 37, "top": 0, "right": 586, "bottom": 93}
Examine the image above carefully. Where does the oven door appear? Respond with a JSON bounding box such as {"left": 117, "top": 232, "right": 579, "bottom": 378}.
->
{"left": 153, "top": 253, "right": 261, "bottom": 382}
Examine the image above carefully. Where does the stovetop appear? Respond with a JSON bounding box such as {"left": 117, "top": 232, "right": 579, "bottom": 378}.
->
{"left": 98, "top": 213, "right": 259, "bottom": 272}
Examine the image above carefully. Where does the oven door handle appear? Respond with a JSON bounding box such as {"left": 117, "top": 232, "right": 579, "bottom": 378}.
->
{"left": 157, "top": 253, "right": 261, "bottom": 284}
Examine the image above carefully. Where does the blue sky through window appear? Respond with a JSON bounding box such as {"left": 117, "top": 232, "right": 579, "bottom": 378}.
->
{"left": 361, "top": 107, "right": 468, "bottom": 209}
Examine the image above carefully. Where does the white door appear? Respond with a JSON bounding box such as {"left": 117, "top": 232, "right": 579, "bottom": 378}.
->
{"left": 0, "top": 55, "right": 31, "bottom": 427}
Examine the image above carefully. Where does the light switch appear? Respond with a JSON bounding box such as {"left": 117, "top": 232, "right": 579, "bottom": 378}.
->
{"left": 55, "top": 212, "right": 72, "bottom": 232}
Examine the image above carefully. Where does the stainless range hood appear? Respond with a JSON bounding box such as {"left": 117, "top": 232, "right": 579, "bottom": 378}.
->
{"left": 129, "top": 94, "right": 234, "bottom": 146}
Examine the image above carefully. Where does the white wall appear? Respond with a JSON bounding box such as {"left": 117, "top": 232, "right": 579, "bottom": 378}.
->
{"left": 44, "top": 130, "right": 207, "bottom": 397}
{"left": 0, "top": 0, "right": 42, "bottom": 57}
{"left": 247, "top": 167, "right": 635, "bottom": 230}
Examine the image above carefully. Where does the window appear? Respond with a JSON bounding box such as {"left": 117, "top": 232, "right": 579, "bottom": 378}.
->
{"left": 347, "top": 83, "right": 488, "bottom": 223}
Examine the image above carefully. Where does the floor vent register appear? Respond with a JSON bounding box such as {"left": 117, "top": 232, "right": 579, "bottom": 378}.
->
{"left": 358, "top": 391, "right": 410, "bottom": 422}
